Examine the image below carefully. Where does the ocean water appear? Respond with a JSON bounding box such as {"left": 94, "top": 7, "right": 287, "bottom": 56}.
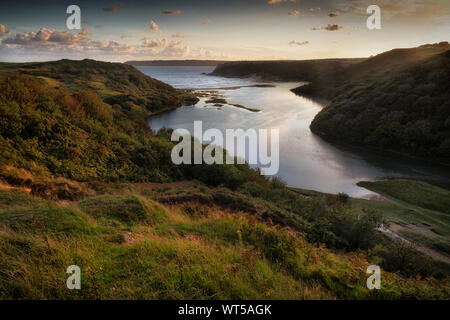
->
{"left": 137, "top": 66, "right": 450, "bottom": 198}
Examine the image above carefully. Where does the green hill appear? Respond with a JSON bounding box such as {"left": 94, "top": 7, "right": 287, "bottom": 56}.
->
{"left": 0, "top": 60, "right": 198, "bottom": 183}
{"left": 0, "top": 59, "right": 448, "bottom": 299}
{"left": 0, "top": 59, "right": 198, "bottom": 115}
{"left": 211, "top": 58, "right": 365, "bottom": 82}
{"left": 310, "top": 45, "right": 450, "bottom": 164}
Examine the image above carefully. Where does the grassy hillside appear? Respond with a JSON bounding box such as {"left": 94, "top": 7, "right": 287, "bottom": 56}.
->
{"left": 0, "top": 59, "right": 198, "bottom": 115}
{"left": 0, "top": 59, "right": 448, "bottom": 299}
{"left": 294, "top": 42, "right": 450, "bottom": 98}
{"left": 310, "top": 46, "right": 450, "bottom": 164}
{"left": 0, "top": 61, "right": 200, "bottom": 183}
{"left": 355, "top": 179, "right": 450, "bottom": 256}
{"left": 0, "top": 182, "right": 448, "bottom": 299}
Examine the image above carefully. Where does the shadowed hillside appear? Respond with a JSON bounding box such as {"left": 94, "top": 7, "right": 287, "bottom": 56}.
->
{"left": 310, "top": 44, "right": 450, "bottom": 165}
{"left": 211, "top": 58, "right": 365, "bottom": 82}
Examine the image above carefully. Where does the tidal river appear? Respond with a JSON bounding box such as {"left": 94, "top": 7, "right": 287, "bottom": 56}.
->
{"left": 138, "top": 66, "right": 450, "bottom": 198}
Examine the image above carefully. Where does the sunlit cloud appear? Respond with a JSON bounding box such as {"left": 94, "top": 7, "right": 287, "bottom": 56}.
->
{"left": 3, "top": 28, "right": 90, "bottom": 46}
{"left": 289, "top": 40, "right": 309, "bottom": 46}
{"left": 141, "top": 37, "right": 168, "bottom": 48}
{"left": 309, "top": 7, "right": 321, "bottom": 12}
{"left": 172, "top": 32, "right": 187, "bottom": 38}
{"left": 288, "top": 10, "right": 300, "bottom": 16}
{"left": 149, "top": 20, "right": 162, "bottom": 34}
{"left": 0, "top": 24, "right": 9, "bottom": 36}
{"left": 201, "top": 19, "right": 212, "bottom": 25}
{"left": 312, "top": 24, "right": 343, "bottom": 31}
{"left": 328, "top": 12, "right": 340, "bottom": 18}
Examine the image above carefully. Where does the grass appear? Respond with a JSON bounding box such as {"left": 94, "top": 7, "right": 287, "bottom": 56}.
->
{"left": 0, "top": 185, "right": 448, "bottom": 299}
{"left": 358, "top": 179, "right": 450, "bottom": 214}
{"left": 355, "top": 179, "right": 450, "bottom": 256}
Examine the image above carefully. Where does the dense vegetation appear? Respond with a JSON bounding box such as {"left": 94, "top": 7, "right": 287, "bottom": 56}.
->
{"left": 0, "top": 59, "right": 198, "bottom": 115}
{"left": 0, "top": 182, "right": 448, "bottom": 299}
{"left": 310, "top": 46, "right": 450, "bottom": 164}
{"left": 212, "top": 58, "right": 364, "bottom": 82}
{"left": 0, "top": 60, "right": 448, "bottom": 299}
{"left": 355, "top": 179, "right": 450, "bottom": 256}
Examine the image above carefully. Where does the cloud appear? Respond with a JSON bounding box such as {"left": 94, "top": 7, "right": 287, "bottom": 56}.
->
{"left": 289, "top": 40, "right": 309, "bottom": 46}
{"left": 0, "top": 27, "right": 135, "bottom": 58}
{"left": 288, "top": 10, "right": 300, "bottom": 16}
{"left": 268, "top": 0, "right": 296, "bottom": 4}
{"left": 102, "top": 4, "right": 130, "bottom": 13}
{"left": 0, "top": 24, "right": 9, "bottom": 36}
{"left": 162, "top": 10, "right": 181, "bottom": 15}
{"left": 159, "top": 40, "right": 190, "bottom": 57}
{"left": 201, "top": 19, "right": 212, "bottom": 25}
{"left": 120, "top": 34, "right": 128, "bottom": 40}
{"left": 309, "top": 7, "right": 321, "bottom": 12}
{"left": 141, "top": 37, "right": 168, "bottom": 49}
{"left": 328, "top": 12, "right": 340, "bottom": 18}
{"left": 95, "top": 24, "right": 102, "bottom": 29}
{"left": 3, "top": 28, "right": 91, "bottom": 46}
{"left": 172, "top": 32, "right": 187, "bottom": 38}
{"left": 89, "top": 40, "right": 134, "bottom": 53}
{"left": 149, "top": 20, "right": 162, "bottom": 33}
{"left": 0, "top": 26, "right": 232, "bottom": 61}
{"left": 312, "top": 24, "right": 343, "bottom": 31}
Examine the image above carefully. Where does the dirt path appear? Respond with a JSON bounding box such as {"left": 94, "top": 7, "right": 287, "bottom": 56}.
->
{"left": 378, "top": 224, "right": 450, "bottom": 264}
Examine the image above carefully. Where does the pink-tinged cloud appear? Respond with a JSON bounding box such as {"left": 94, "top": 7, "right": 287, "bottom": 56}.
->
{"left": 149, "top": 20, "right": 161, "bottom": 33}
{"left": 0, "top": 24, "right": 9, "bottom": 36}
{"left": 172, "top": 32, "right": 187, "bottom": 38}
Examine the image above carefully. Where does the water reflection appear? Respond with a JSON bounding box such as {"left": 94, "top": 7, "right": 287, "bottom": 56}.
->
{"left": 140, "top": 67, "right": 450, "bottom": 198}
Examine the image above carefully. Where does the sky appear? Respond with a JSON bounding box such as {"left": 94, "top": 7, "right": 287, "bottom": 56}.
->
{"left": 0, "top": 0, "right": 449, "bottom": 62}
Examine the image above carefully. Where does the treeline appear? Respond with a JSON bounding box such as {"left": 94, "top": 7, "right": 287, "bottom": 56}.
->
{"left": 211, "top": 58, "right": 364, "bottom": 81}
{"left": 0, "top": 59, "right": 198, "bottom": 115}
